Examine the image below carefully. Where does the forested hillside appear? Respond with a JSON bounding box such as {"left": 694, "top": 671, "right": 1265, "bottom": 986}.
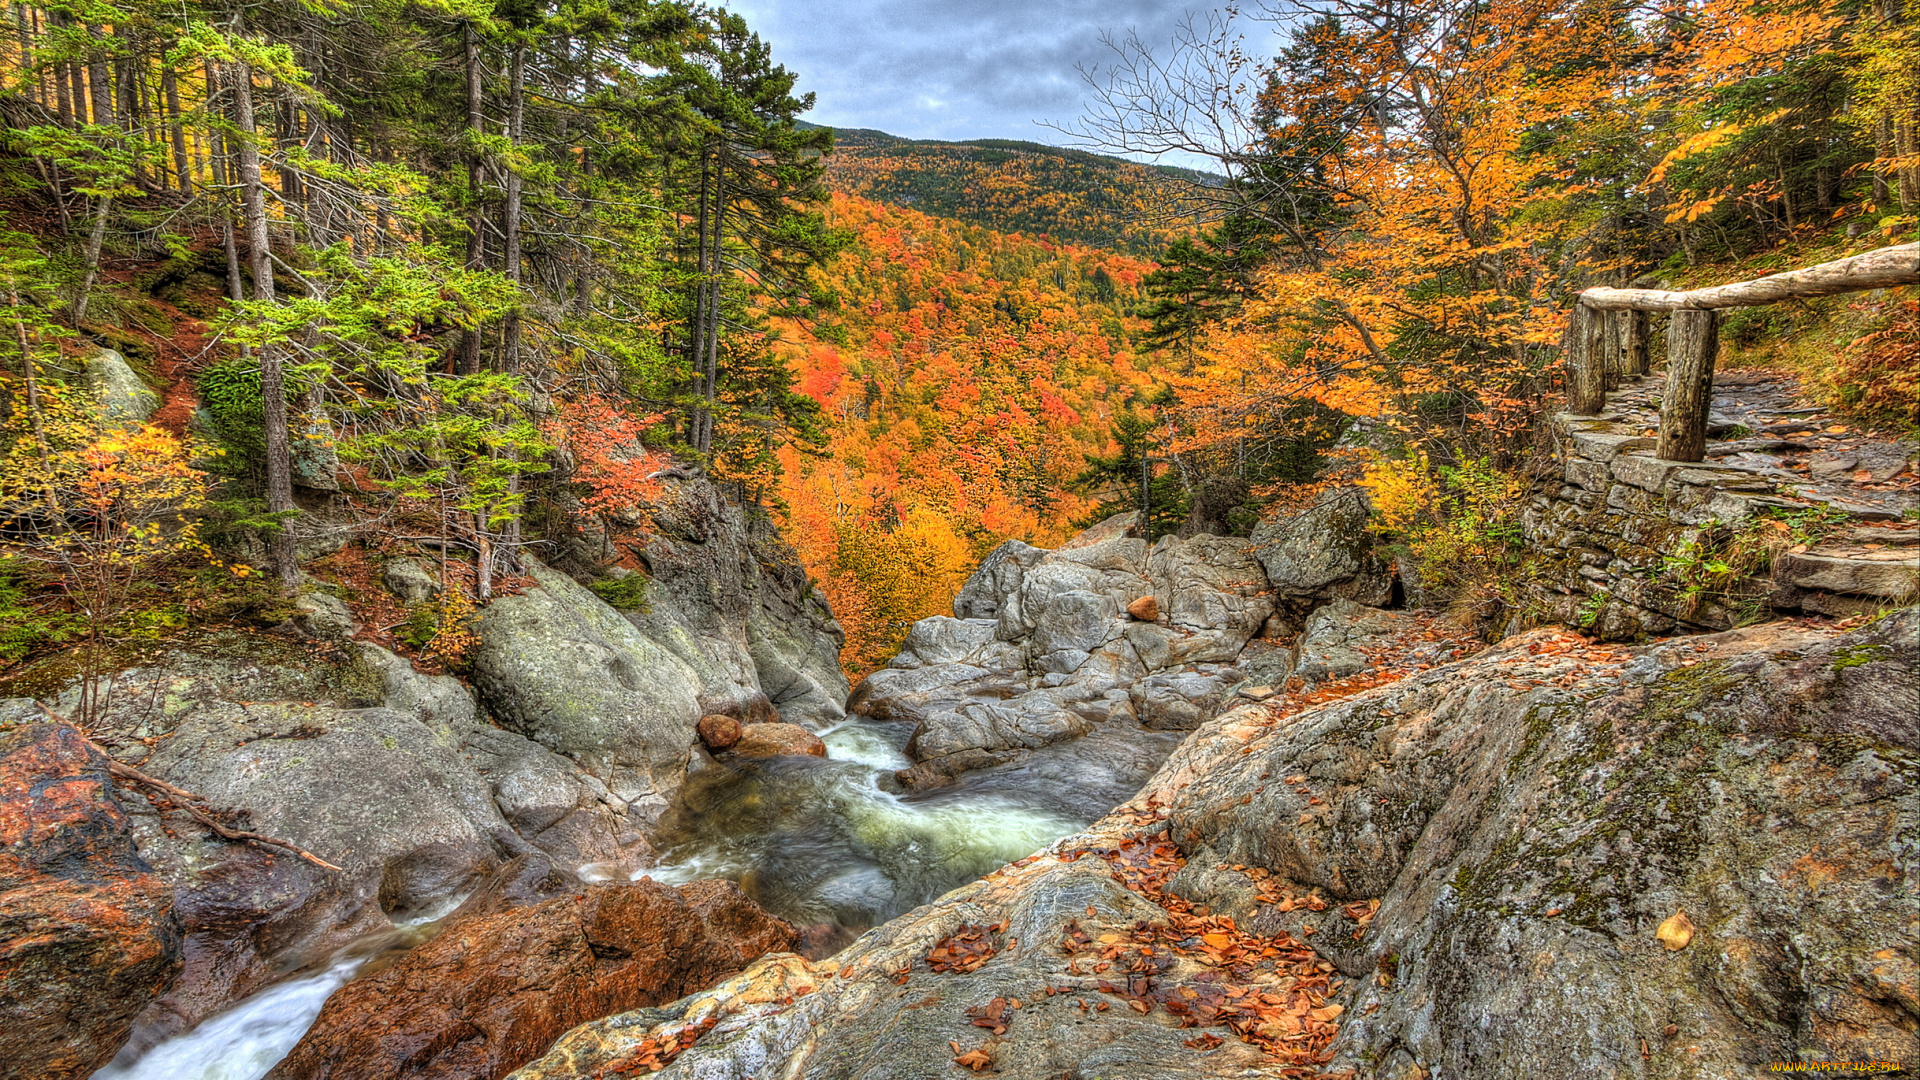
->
{"left": 773, "top": 192, "right": 1160, "bottom": 672}
{"left": 817, "top": 126, "right": 1211, "bottom": 255}
{"left": 0, "top": 0, "right": 844, "bottom": 676}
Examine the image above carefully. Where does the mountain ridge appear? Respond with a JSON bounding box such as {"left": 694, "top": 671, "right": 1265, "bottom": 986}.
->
{"left": 801, "top": 121, "right": 1214, "bottom": 255}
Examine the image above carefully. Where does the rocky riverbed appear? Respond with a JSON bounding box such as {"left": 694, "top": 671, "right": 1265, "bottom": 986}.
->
{"left": 1, "top": 481, "right": 1913, "bottom": 1080}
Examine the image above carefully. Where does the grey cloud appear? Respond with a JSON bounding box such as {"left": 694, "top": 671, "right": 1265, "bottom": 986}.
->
{"left": 724, "top": 0, "right": 1206, "bottom": 143}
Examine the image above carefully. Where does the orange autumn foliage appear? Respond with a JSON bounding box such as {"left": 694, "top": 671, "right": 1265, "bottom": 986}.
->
{"left": 770, "top": 193, "right": 1160, "bottom": 675}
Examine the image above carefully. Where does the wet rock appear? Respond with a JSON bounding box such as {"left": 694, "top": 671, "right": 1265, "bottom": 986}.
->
{"left": 905, "top": 697, "right": 1093, "bottom": 759}
{"left": 32, "top": 643, "right": 524, "bottom": 1042}
{"left": 471, "top": 559, "right": 703, "bottom": 822}
{"left": 697, "top": 714, "right": 742, "bottom": 750}
{"left": 126, "top": 699, "right": 509, "bottom": 1033}
{"left": 0, "top": 719, "right": 182, "bottom": 1080}
{"left": 846, "top": 663, "right": 1001, "bottom": 724}
{"left": 269, "top": 877, "right": 795, "bottom": 1080}
{"left": 728, "top": 723, "right": 826, "bottom": 759}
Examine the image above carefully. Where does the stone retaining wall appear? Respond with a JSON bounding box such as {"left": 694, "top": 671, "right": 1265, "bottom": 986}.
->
{"left": 1524, "top": 375, "right": 1918, "bottom": 640}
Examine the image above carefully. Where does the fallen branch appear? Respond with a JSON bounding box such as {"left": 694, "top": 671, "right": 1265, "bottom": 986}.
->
{"left": 100, "top": 751, "right": 344, "bottom": 871}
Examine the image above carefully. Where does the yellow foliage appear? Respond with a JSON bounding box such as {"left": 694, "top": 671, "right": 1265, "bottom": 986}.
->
{"left": 0, "top": 381, "right": 216, "bottom": 584}
{"left": 1359, "top": 454, "right": 1442, "bottom": 537}
{"left": 827, "top": 505, "right": 980, "bottom": 678}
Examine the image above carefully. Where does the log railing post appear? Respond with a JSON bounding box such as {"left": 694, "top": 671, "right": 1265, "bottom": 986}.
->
{"left": 1617, "top": 309, "right": 1650, "bottom": 376}
{"left": 1658, "top": 308, "right": 1718, "bottom": 462}
{"left": 1566, "top": 304, "right": 1608, "bottom": 414}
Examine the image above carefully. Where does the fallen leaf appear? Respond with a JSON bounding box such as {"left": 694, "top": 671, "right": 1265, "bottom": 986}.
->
{"left": 953, "top": 1048, "right": 993, "bottom": 1072}
{"left": 1184, "top": 1032, "right": 1225, "bottom": 1050}
{"left": 1658, "top": 911, "right": 1695, "bottom": 951}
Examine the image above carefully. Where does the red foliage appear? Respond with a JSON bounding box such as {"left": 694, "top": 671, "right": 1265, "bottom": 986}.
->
{"left": 543, "top": 393, "right": 671, "bottom": 516}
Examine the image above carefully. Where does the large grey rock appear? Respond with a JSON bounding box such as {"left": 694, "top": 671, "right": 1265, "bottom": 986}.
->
{"left": 886, "top": 617, "right": 1002, "bottom": 670}
{"left": 458, "top": 724, "right": 647, "bottom": 874}
{"left": 350, "top": 642, "right": 476, "bottom": 731}
{"left": 952, "top": 540, "right": 1045, "bottom": 620}
{"left": 471, "top": 560, "right": 703, "bottom": 821}
{"left": 1129, "top": 667, "right": 1245, "bottom": 731}
{"left": 84, "top": 348, "right": 159, "bottom": 426}
{"left": 1146, "top": 534, "right": 1275, "bottom": 664}
{"left": 381, "top": 558, "right": 441, "bottom": 605}
{"left": 1026, "top": 588, "right": 1118, "bottom": 656}
{"left": 846, "top": 663, "right": 1002, "bottom": 725}
{"left": 288, "top": 579, "right": 355, "bottom": 642}
{"left": 854, "top": 528, "right": 1313, "bottom": 790}
{"left": 611, "top": 481, "right": 850, "bottom": 730}
{"left": 1250, "top": 488, "right": 1391, "bottom": 605}
{"left": 905, "top": 695, "right": 1094, "bottom": 759}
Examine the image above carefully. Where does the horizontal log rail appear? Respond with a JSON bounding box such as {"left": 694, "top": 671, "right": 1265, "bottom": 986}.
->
{"left": 1565, "top": 243, "right": 1919, "bottom": 462}
{"left": 1578, "top": 243, "right": 1918, "bottom": 311}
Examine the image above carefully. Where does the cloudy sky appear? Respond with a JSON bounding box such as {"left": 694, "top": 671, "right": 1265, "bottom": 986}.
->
{"left": 721, "top": 0, "right": 1212, "bottom": 148}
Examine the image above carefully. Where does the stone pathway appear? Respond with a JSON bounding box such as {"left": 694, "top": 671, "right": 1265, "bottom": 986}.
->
{"left": 1589, "top": 367, "right": 1918, "bottom": 604}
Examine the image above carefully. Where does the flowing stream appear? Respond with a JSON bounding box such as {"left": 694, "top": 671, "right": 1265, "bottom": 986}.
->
{"left": 93, "top": 902, "right": 459, "bottom": 1080}
{"left": 95, "top": 714, "right": 1176, "bottom": 1079}
{"left": 640, "top": 717, "right": 1103, "bottom": 949}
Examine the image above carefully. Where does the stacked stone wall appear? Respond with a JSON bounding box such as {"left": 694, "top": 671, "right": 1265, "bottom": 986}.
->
{"left": 1525, "top": 387, "right": 1918, "bottom": 640}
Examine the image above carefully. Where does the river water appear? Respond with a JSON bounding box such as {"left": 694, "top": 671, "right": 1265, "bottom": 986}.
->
{"left": 96, "top": 713, "right": 1179, "bottom": 1079}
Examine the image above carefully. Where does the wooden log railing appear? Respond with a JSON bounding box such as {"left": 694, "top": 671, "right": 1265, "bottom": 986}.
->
{"left": 1566, "top": 242, "right": 1918, "bottom": 462}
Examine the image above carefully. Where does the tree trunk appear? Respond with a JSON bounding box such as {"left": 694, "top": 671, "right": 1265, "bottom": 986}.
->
{"left": 482, "top": 39, "right": 531, "bottom": 582}
{"left": 70, "top": 195, "right": 111, "bottom": 324}
{"left": 1577, "top": 244, "right": 1918, "bottom": 310}
{"left": 164, "top": 67, "right": 189, "bottom": 192}
{"left": 501, "top": 39, "right": 525, "bottom": 373}
{"left": 1616, "top": 309, "right": 1649, "bottom": 377}
{"left": 86, "top": 25, "right": 112, "bottom": 127}
{"left": 1874, "top": 114, "right": 1893, "bottom": 208}
{"left": 1658, "top": 309, "right": 1718, "bottom": 464}
{"left": 231, "top": 58, "right": 300, "bottom": 589}
{"left": 688, "top": 147, "right": 713, "bottom": 452}
{"left": 50, "top": 8, "right": 72, "bottom": 123}
{"left": 458, "top": 19, "right": 486, "bottom": 376}
{"left": 14, "top": 3, "right": 37, "bottom": 108}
